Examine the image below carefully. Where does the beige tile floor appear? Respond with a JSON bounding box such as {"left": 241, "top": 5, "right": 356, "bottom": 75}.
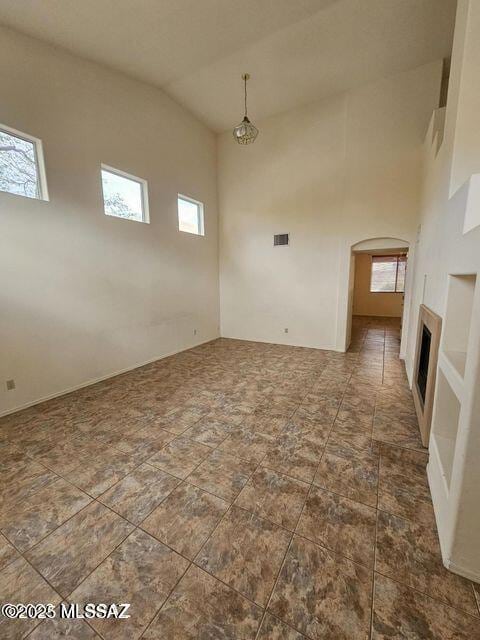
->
{"left": 1, "top": 316, "right": 479, "bottom": 639}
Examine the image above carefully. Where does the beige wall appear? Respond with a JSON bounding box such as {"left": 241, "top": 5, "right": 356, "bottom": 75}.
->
{"left": 352, "top": 253, "right": 404, "bottom": 317}
{"left": 219, "top": 61, "right": 442, "bottom": 349}
{"left": 404, "top": 0, "right": 480, "bottom": 582}
{"left": 0, "top": 26, "right": 219, "bottom": 415}
{"left": 448, "top": 0, "right": 480, "bottom": 196}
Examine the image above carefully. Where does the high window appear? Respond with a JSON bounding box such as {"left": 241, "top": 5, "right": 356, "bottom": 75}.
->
{"left": 178, "top": 194, "right": 204, "bottom": 235}
{"left": 0, "top": 125, "right": 48, "bottom": 200}
{"left": 370, "top": 255, "right": 407, "bottom": 293}
{"left": 101, "top": 165, "right": 149, "bottom": 223}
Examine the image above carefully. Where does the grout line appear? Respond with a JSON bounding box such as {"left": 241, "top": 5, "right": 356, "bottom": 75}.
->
{"left": 144, "top": 374, "right": 314, "bottom": 636}
{"left": 370, "top": 572, "right": 377, "bottom": 640}
{"left": 136, "top": 547, "right": 192, "bottom": 639}
{"left": 372, "top": 569, "right": 480, "bottom": 620}
{"left": 264, "top": 609, "right": 310, "bottom": 638}
{"left": 4, "top": 320, "right": 474, "bottom": 638}
{"left": 369, "top": 398, "right": 382, "bottom": 640}
{"left": 254, "top": 367, "right": 354, "bottom": 639}
{"left": 472, "top": 582, "right": 480, "bottom": 617}
{"left": 136, "top": 396, "right": 278, "bottom": 637}
{"left": 186, "top": 369, "right": 320, "bottom": 638}
{"left": 287, "top": 529, "right": 375, "bottom": 573}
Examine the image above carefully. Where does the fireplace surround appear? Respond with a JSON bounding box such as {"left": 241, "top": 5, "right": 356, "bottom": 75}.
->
{"left": 412, "top": 304, "right": 442, "bottom": 447}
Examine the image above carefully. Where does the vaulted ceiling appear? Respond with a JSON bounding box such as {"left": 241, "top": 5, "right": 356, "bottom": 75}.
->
{"left": 0, "top": 0, "right": 456, "bottom": 131}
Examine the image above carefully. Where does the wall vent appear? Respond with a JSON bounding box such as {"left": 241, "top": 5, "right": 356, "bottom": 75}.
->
{"left": 274, "top": 233, "right": 289, "bottom": 246}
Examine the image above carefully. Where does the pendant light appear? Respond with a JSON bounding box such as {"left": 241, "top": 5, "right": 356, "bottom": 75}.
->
{"left": 233, "top": 73, "right": 258, "bottom": 145}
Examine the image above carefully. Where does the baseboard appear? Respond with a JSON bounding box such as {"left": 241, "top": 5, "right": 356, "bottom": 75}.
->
{"left": 443, "top": 558, "right": 480, "bottom": 584}
{"left": 0, "top": 336, "right": 218, "bottom": 419}
{"left": 219, "top": 334, "right": 337, "bottom": 351}
{"left": 428, "top": 459, "right": 480, "bottom": 585}
{"left": 352, "top": 314, "right": 403, "bottom": 319}
{"left": 405, "top": 362, "right": 413, "bottom": 388}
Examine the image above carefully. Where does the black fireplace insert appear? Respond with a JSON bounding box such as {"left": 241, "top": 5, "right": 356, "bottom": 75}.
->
{"left": 417, "top": 324, "right": 432, "bottom": 405}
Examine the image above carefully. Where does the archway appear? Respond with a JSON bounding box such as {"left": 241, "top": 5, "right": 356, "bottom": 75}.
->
{"left": 335, "top": 236, "right": 412, "bottom": 356}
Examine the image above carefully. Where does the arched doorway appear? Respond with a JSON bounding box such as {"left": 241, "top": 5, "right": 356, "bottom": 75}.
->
{"left": 336, "top": 236, "right": 412, "bottom": 356}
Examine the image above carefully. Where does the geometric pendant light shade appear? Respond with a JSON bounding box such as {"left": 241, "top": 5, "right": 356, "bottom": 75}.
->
{"left": 233, "top": 73, "right": 259, "bottom": 144}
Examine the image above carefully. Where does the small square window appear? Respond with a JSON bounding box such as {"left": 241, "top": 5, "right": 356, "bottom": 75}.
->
{"left": 101, "top": 165, "right": 149, "bottom": 223}
{"left": 0, "top": 124, "right": 48, "bottom": 200}
{"left": 178, "top": 195, "right": 204, "bottom": 235}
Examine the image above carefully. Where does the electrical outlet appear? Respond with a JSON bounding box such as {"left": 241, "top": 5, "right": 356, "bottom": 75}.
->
{"left": 193, "top": 329, "right": 197, "bottom": 336}
{"left": 6, "top": 379, "right": 15, "bottom": 391}
{"left": 284, "top": 328, "right": 289, "bottom": 333}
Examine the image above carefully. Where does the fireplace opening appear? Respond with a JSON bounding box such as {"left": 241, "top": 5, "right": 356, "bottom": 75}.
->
{"left": 417, "top": 324, "right": 432, "bottom": 406}
{"left": 412, "top": 305, "right": 441, "bottom": 446}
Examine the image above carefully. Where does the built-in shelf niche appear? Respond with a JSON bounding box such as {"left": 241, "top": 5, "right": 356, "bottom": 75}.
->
{"left": 442, "top": 274, "right": 476, "bottom": 383}
{"left": 431, "top": 273, "right": 476, "bottom": 493}
{"left": 431, "top": 369, "right": 461, "bottom": 489}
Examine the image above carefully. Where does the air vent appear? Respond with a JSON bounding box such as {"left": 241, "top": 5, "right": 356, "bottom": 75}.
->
{"left": 274, "top": 233, "right": 289, "bottom": 246}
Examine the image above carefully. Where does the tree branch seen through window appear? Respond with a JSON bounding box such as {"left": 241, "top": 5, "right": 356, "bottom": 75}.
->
{"left": 0, "top": 129, "right": 40, "bottom": 199}
{"left": 101, "top": 166, "right": 148, "bottom": 223}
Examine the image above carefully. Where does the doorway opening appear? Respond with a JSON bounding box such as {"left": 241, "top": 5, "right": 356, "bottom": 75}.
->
{"left": 344, "top": 238, "right": 410, "bottom": 355}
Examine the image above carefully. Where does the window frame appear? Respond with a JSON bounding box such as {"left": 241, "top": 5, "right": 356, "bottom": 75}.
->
{"left": 370, "top": 254, "right": 407, "bottom": 294}
{"left": 177, "top": 193, "right": 205, "bottom": 236}
{"left": 0, "top": 123, "right": 49, "bottom": 201}
{"left": 100, "top": 163, "right": 150, "bottom": 224}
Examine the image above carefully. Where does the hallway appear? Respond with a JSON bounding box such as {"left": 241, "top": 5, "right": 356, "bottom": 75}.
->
{"left": 0, "top": 318, "right": 479, "bottom": 639}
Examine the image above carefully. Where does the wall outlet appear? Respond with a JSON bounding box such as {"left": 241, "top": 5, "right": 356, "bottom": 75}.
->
{"left": 6, "top": 379, "right": 15, "bottom": 391}
{"left": 193, "top": 329, "right": 197, "bottom": 336}
{"left": 284, "top": 328, "right": 289, "bottom": 333}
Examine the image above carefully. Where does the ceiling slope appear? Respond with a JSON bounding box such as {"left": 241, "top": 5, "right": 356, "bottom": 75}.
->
{"left": 0, "top": 0, "right": 456, "bottom": 131}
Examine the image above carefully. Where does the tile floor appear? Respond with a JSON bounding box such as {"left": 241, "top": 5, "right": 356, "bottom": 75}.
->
{"left": 1, "top": 316, "right": 479, "bottom": 639}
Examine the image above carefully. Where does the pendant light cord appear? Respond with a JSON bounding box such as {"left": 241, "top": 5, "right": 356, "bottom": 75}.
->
{"left": 244, "top": 74, "right": 248, "bottom": 117}
{"left": 233, "top": 73, "right": 258, "bottom": 143}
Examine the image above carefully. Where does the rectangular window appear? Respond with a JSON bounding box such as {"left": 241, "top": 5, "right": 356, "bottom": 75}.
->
{"left": 370, "top": 255, "right": 407, "bottom": 293}
{"left": 0, "top": 124, "right": 48, "bottom": 200}
{"left": 178, "top": 194, "right": 204, "bottom": 235}
{"left": 101, "top": 164, "right": 149, "bottom": 223}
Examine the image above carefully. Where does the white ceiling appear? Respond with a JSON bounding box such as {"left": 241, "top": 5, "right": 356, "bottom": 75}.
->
{"left": 0, "top": 0, "right": 456, "bottom": 132}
